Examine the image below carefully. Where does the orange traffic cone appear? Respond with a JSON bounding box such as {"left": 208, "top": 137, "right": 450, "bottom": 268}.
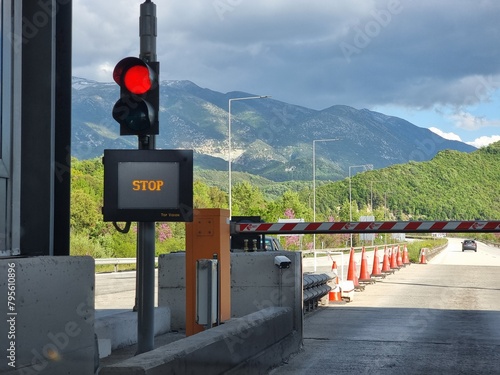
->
{"left": 390, "top": 246, "right": 400, "bottom": 270}
{"left": 347, "top": 248, "right": 362, "bottom": 290}
{"left": 331, "top": 260, "right": 340, "bottom": 284}
{"left": 371, "top": 246, "right": 384, "bottom": 278}
{"left": 397, "top": 245, "right": 404, "bottom": 267}
{"left": 359, "top": 247, "right": 374, "bottom": 284}
{"left": 329, "top": 285, "right": 344, "bottom": 303}
{"left": 381, "top": 246, "right": 393, "bottom": 274}
{"left": 402, "top": 244, "right": 411, "bottom": 265}
{"left": 419, "top": 248, "right": 428, "bottom": 264}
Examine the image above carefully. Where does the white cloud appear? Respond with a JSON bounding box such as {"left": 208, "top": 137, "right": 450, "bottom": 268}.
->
{"left": 468, "top": 135, "right": 500, "bottom": 148}
{"left": 450, "top": 111, "right": 500, "bottom": 131}
{"left": 428, "top": 127, "right": 462, "bottom": 142}
{"left": 72, "top": 0, "right": 500, "bottom": 109}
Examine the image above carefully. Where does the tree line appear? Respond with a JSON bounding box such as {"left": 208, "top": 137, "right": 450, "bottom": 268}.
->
{"left": 70, "top": 142, "right": 500, "bottom": 257}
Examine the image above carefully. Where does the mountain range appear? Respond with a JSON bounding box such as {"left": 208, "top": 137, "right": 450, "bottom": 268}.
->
{"left": 72, "top": 77, "right": 475, "bottom": 182}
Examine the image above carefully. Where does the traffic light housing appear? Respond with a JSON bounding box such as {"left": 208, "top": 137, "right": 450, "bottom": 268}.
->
{"left": 112, "top": 57, "right": 159, "bottom": 136}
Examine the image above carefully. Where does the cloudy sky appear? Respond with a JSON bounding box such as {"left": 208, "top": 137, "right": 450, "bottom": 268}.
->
{"left": 72, "top": 0, "right": 500, "bottom": 148}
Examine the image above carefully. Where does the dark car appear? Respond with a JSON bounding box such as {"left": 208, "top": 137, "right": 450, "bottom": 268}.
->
{"left": 264, "top": 236, "right": 284, "bottom": 251}
{"left": 462, "top": 239, "right": 477, "bottom": 252}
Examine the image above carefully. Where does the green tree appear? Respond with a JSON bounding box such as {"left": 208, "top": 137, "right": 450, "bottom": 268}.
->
{"left": 231, "top": 181, "right": 267, "bottom": 216}
{"left": 265, "top": 191, "right": 311, "bottom": 222}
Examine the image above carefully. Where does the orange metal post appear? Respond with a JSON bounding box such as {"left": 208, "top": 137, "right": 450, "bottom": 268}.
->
{"left": 185, "top": 208, "right": 231, "bottom": 336}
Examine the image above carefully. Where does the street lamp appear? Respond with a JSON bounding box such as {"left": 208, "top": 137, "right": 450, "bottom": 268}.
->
{"left": 370, "top": 180, "right": 384, "bottom": 211}
{"left": 348, "top": 164, "right": 373, "bottom": 247}
{"left": 312, "top": 138, "right": 339, "bottom": 251}
{"left": 228, "top": 95, "right": 270, "bottom": 217}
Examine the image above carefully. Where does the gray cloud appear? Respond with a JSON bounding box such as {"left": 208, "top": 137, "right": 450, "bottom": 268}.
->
{"left": 72, "top": 0, "right": 500, "bottom": 110}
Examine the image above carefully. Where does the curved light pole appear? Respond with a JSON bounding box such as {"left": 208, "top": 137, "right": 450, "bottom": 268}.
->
{"left": 312, "top": 138, "right": 339, "bottom": 251}
{"left": 228, "top": 95, "right": 270, "bottom": 217}
{"left": 348, "top": 164, "right": 373, "bottom": 247}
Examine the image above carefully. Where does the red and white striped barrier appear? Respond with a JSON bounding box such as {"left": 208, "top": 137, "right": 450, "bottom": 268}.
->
{"left": 234, "top": 221, "right": 500, "bottom": 234}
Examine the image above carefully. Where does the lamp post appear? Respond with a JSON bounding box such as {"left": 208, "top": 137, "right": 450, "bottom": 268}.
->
{"left": 228, "top": 95, "right": 270, "bottom": 217}
{"left": 312, "top": 138, "right": 339, "bottom": 251}
{"left": 370, "top": 180, "right": 383, "bottom": 211}
{"left": 348, "top": 164, "right": 373, "bottom": 247}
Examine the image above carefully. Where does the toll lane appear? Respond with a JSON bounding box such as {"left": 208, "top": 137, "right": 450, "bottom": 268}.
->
{"left": 270, "top": 240, "right": 500, "bottom": 374}
{"left": 431, "top": 237, "right": 500, "bottom": 266}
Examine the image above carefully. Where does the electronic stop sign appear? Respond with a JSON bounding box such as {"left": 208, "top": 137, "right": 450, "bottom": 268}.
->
{"left": 102, "top": 149, "right": 193, "bottom": 222}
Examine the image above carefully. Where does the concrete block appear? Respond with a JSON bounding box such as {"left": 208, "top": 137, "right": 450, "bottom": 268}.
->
{"left": 340, "top": 280, "right": 355, "bottom": 301}
{"left": 94, "top": 307, "right": 170, "bottom": 350}
{"left": 231, "top": 251, "right": 303, "bottom": 339}
{"left": 158, "top": 251, "right": 303, "bottom": 336}
{"left": 158, "top": 253, "right": 186, "bottom": 330}
{"left": 0, "top": 256, "right": 95, "bottom": 375}
{"left": 98, "top": 339, "right": 112, "bottom": 358}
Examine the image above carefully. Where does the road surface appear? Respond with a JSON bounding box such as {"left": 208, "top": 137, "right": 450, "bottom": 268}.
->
{"left": 95, "top": 270, "right": 158, "bottom": 311}
{"left": 269, "top": 238, "right": 500, "bottom": 374}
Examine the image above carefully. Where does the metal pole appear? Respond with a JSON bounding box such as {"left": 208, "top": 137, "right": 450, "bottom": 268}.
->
{"left": 228, "top": 100, "right": 232, "bottom": 218}
{"left": 348, "top": 164, "right": 373, "bottom": 247}
{"left": 312, "top": 140, "right": 316, "bottom": 252}
{"left": 228, "top": 96, "right": 270, "bottom": 218}
{"left": 136, "top": 0, "right": 157, "bottom": 355}
{"left": 312, "top": 138, "right": 339, "bottom": 251}
{"left": 349, "top": 166, "right": 352, "bottom": 248}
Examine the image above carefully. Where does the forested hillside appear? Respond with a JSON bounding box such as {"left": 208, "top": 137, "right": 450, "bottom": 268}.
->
{"left": 315, "top": 141, "right": 500, "bottom": 221}
{"left": 70, "top": 142, "right": 500, "bottom": 257}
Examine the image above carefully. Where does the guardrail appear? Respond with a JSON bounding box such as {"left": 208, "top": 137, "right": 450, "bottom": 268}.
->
{"left": 483, "top": 240, "right": 500, "bottom": 248}
{"left": 303, "top": 273, "right": 333, "bottom": 312}
{"left": 95, "top": 258, "right": 159, "bottom": 272}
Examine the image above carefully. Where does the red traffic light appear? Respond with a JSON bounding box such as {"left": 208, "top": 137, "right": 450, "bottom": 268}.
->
{"left": 124, "top": 65, "right": 152, "bottom": 95}
{"left": 113, "top": 57, "right": 156, "bottom": 94}
{"left": 112, "top": 56, "right": 159, "bottom": 136}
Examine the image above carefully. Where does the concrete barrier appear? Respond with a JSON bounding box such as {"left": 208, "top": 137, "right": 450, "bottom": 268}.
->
{"left": 94, "top": 307, "right": 171, "bottom": 356}
{"left": 230, "top": 251, "right": 303, "bottom": 339}
{"left": 159, "top": 251, "right": 303, "bottom": 336}
{"left": 0, "top": 256, "right": 95, "bottom": 375}
{"left": 99, "top": 307, "right": 297, "bottom": 374}
{"left": 158, "top": 252, "right": 186, "bottom": 330}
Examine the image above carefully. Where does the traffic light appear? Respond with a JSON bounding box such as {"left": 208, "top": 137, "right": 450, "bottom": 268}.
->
{"left": 112, "top": 57, "right": 159, "bottom": 136}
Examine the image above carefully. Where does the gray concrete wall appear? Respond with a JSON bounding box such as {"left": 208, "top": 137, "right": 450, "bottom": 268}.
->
{"left": 158, "top": 251, "right": 303, "bottom": 336}
{"left": 230, "top": 251, "right": 303, "bottom": 337}
{"left": 158, "top": 252, "right": 186, "bottom": 331}
{"left": 0, "top": 256, "right": 95, "bottom": 375}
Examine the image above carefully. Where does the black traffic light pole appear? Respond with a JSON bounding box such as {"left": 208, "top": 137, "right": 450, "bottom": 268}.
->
{"left": 136, "top": 0, "right": 157, "bottom": 354}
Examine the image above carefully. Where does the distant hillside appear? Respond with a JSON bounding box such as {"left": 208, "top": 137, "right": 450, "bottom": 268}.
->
{"left": 72, "top": 78, "right": 476, "bottom": 182}
{"left": 313, "top": 142, "right": 500, "bottom": 221}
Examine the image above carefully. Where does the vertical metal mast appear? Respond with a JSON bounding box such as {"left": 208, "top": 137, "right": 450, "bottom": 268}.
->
{"left": 136, "top": 0, "right": 157, "bottom": 354}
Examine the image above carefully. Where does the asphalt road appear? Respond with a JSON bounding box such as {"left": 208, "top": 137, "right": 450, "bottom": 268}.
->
{"left": 269, "top": 238, "right": 500, "bottom": 374}
{"left": 95, "top": 269, "right": 158, "bottom": 312}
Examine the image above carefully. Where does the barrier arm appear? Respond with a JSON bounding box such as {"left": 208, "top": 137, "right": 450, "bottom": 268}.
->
{"left": 232, "top": 221, "right": 500, "bottom": 235}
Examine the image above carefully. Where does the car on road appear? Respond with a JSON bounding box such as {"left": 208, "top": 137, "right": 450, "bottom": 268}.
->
{"left": 264, "top": 236, "right": 284, "bottom": 251}
{"left": 462, "top": 239, "right": 477, "bottom": 252}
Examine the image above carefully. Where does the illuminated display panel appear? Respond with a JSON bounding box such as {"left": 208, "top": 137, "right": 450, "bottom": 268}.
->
{"left": 118, "top": 161, "right": 179, "bottom": 209}
{"left": 103, "top": 149, "right": 193, "bottom": 222}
